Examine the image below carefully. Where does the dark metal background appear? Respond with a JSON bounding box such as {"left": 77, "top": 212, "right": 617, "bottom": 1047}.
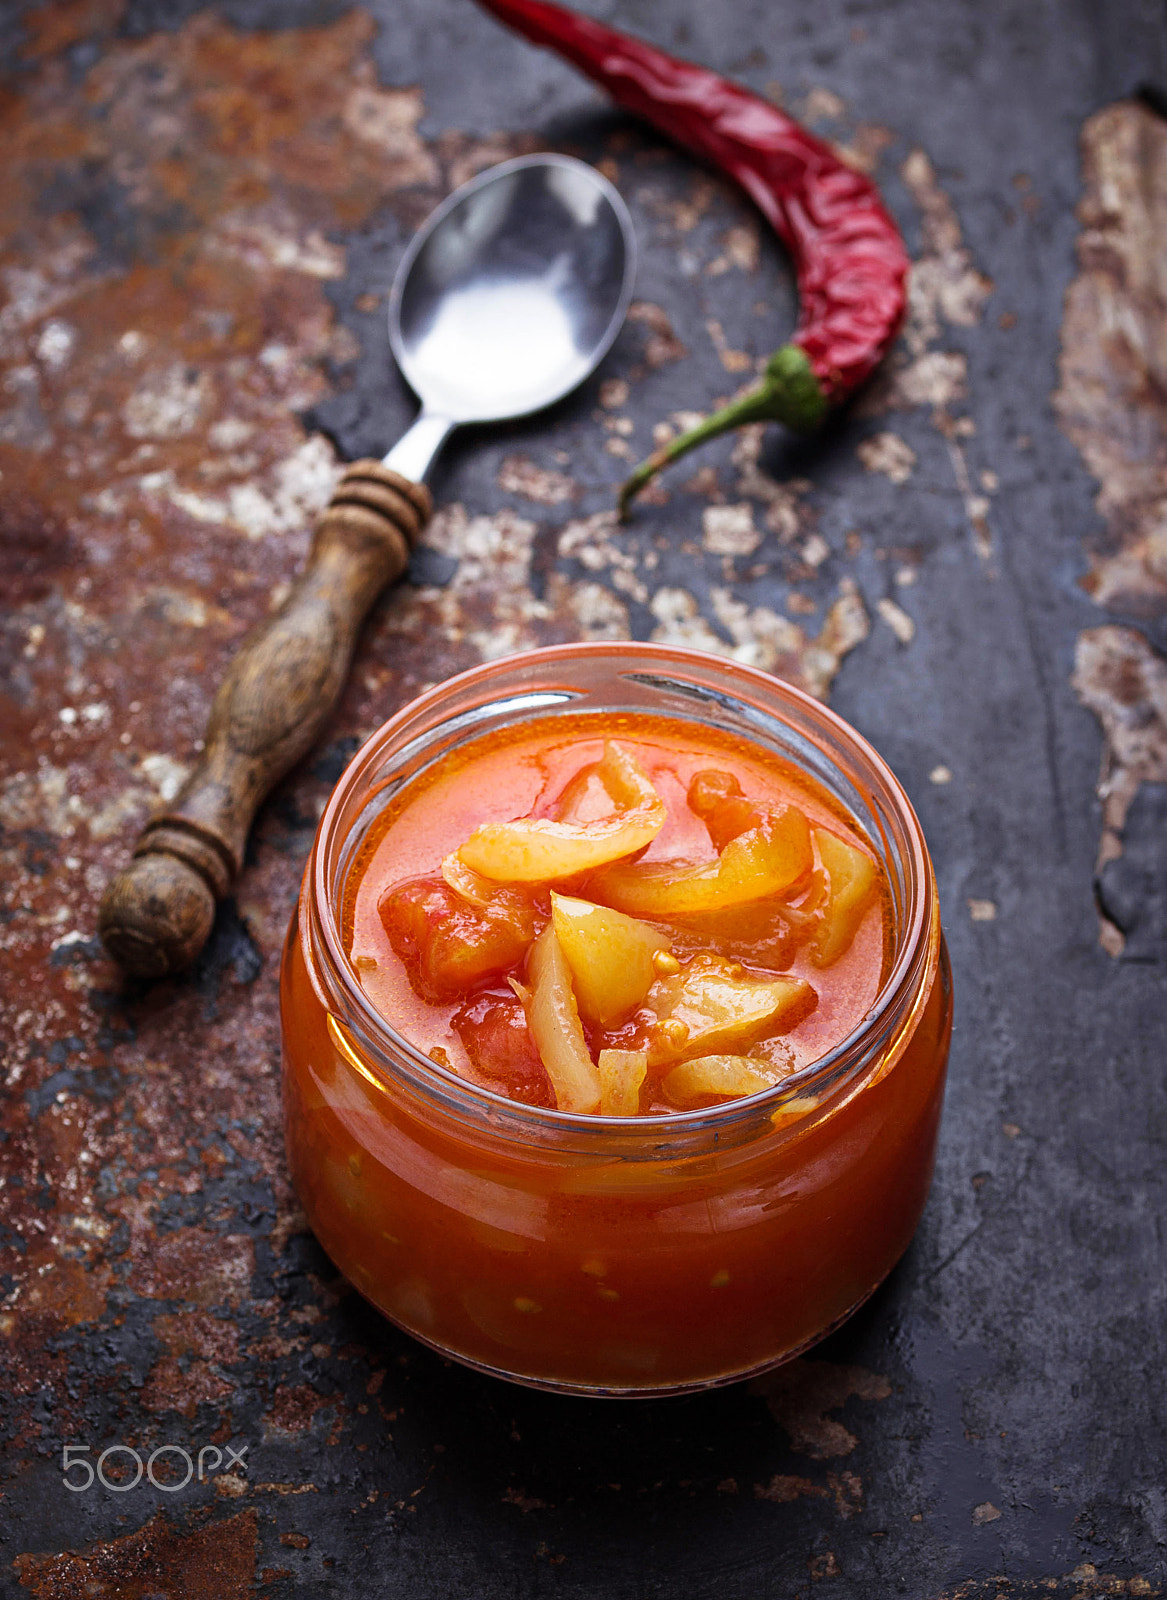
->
{"left": 1, "top": 0, "right": 1164, "bottom": 1595}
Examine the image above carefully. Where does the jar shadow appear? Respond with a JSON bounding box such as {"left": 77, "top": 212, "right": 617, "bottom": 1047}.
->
{"left": 320, "top": 1252, "right": 911, "bottom": 1565}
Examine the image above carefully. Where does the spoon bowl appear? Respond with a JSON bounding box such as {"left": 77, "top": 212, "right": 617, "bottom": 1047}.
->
{"left": 384, "top": 154, "right": 636, "bottom": 479}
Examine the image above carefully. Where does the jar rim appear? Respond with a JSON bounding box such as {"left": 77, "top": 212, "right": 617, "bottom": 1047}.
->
{"left": 307, "top": 641, "right": 937, "bottom": 1145}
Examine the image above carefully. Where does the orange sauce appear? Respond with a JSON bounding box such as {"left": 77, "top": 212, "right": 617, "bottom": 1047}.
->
{"left": 344, "top": 712, "right": 889, "bottom": 1110}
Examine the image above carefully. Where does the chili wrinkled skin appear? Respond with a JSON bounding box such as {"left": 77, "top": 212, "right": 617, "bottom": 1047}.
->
{"left": 473, "top": 0, "right": 910, "bottom": 509}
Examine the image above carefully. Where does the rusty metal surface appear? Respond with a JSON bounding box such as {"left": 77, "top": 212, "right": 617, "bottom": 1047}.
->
{"left": 1, "top": 0, "right": 1164, "bottom": 1595}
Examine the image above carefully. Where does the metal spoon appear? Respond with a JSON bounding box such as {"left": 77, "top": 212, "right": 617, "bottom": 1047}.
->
{"left": 99, "top": 153, "right": 636, "bottom": 979}
{"left": 385, "top": 152, "right": 635, "bottom": 481}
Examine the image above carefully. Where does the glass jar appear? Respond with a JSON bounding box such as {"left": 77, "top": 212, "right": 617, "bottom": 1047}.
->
{"left": 280, "top": 643, "right": 952, "bottom": 1395}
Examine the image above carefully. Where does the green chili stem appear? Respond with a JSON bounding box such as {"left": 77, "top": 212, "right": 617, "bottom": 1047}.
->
{"left": 619, "top": 344, "right": 828, "bottom": 518}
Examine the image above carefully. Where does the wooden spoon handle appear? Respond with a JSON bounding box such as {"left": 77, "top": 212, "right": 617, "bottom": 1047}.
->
{"left": 99, "top": 460, "right": 431, "bottom": 980}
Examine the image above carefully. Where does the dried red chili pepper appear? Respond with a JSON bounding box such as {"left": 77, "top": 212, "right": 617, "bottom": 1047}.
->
{"left": 473, "top": 0, "right": 910, "bottom": 513}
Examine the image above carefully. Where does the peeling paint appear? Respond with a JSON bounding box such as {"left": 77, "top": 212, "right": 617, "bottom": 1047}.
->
{"left": 497, "top": 453, "right": 576, "bottom": 505}
{"left": 1072, "top": 625, "right": 1167, "bottom": 955}
{"left": 857, "top": 430, "right": 917, "bottom": 484}
{"left": 641, "top": 578, "right": 867, "bottom": 699}
{"left": 627, "top": 300, "right": 687, "bottom": 368}
{"left": 855, "top": 147, "right": 995, "bottom": 557}
{"left": 701, "top": 502, "right": 760, "bottom": 555}
{"left": 706, "top": 222, "right": 761, "bottom": 276}
{"left": 405, "top": 501, "right": 550, "bottom": 663}
{"left": 1055, "top": 103, "right": 1167, "bottom": 615}
{"left": 901, "top": 150, "right": 994, "bottom": 336}
{"left": 876, "top": 595, "right": 916, "bottom": 644}
{"left": 1057, "top": 103, "right": 1167, "bottom": 955}
{"left": 705, "top": 317, "right": 753, "bottom": 373}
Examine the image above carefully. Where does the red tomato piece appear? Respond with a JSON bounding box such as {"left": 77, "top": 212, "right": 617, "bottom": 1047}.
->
{"left": 688, "top": 769, "right": 769, "bottom": 850}
{"left": 379, "top": 877, "right": 542, "bottom": 1002}
{"left": 452, "top": 993, "right": 555, "bottom": 1108}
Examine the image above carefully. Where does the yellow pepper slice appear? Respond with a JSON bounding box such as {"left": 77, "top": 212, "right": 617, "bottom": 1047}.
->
{"left": 590, "top": 804, "right": 812, "bottom": 918}
{"left": 809, "top": 827, "right": 879, "bottom": 967}
{"left": 440, "top": 851, "right": 503, "bottom": 907}
{"left": 457, "top": 742, "right": 665, "bottom": 883}
{"left": 524, "top": 924, "right": 601, "bottom": 1114}
{"left": 597, "top": 1049, "right": 648, "bottom": 1116}
{"left": 662, "top": 1054, "right": 781, "bottom": 1108}
{"left": 551, "top": 893, "right": 670, "bottom": 1028}
{"left": 646, "top": 952, "right": 815, "bottom": 1064}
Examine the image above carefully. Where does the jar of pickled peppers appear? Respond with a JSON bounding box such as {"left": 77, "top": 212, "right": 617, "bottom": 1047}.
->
{"left": 280, "top": 643, "right": 952, "bottom": 1395}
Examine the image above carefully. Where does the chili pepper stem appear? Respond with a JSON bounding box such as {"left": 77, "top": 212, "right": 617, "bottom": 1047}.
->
{"left": 619, "top": 344, "right": 827, "bottom": 517}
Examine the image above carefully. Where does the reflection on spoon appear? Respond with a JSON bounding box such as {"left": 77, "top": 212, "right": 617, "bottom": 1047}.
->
{"left": 409, "top": 258, "right": 584, "bottom": 415}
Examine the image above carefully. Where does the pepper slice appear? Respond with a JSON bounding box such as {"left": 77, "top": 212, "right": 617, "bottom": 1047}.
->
{"left": 809, "top": 827, "right": 879, "bottom": 967}
{"left": 597, "top": 1049, "right": 649, "bottom": 1116}
{"left": 524, "top": 924, "right": 602, "bottom": 1113}
{"left": 662, "top": 1054, "right": 783, "bottom": 1109}
{"left": 457, "top": 741, "right": 665, "bottom": 883}
{"left": 590, "top": 804, "right": 812, "bottom": 918}
{"left": 645, "top": 952, "right": 815, "bottom": 1064}
{"left": 550, "top": 892, "right": 670, "bottom": 1028}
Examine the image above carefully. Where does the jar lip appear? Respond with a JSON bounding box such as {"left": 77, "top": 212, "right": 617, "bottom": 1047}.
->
{"left": 310, "top": 640, "right": 936, "bottom": 1138}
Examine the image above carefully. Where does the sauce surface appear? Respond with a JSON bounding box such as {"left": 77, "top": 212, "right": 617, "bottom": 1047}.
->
{"left": 344, "top": 711, "right": 889, "bottom": 1113}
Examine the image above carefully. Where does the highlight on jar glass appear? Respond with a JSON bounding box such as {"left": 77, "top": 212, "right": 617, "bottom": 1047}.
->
{"left": 280, "top": 643, "right": 953, "bottom": 1395}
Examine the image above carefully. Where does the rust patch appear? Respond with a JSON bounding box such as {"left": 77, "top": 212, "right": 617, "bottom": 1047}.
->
{"left": 0, "top": 4, "right": 516, "bottom": 1423}
{"left": 21, "top": 0, "right": 126, "bottom": 61}
{"left": 264, "top": 1380, "right": 339, "bottom": 1436}
{"left": 0, "top": 492, "right": 78, "bottom": 606}
{"left": 141, "top": 1356, "right": 235, "bottom": 1418}
{"left": 13, "top": 1508, "right": 258, "bottom": 1599}
{"left": 142, "top": 1307, "right": 242, "bottom": 1414}
{"left": 4, "top": 1249, "right": 111, "bottom": 1334}
{"left": 921, "top": 1571, "right": 1159, "bottom": 1600}
{"left": 754, "top": 1469, "right": 863, "bottom": 1518}
{"left": 127, "top": 1227, "right": 255, "bottom": 1306}
{"left": 153, "top": 1309, "right": 243, "bottom": 1363}
{"left": 808, "top": 1550, "right": 841, "bottom": 1580}
{"left": 749, "top": 1358, "right": 892, "bottom": 1459}
{"left": 755, "top": 1472, "right": 826, "bottom": 1503}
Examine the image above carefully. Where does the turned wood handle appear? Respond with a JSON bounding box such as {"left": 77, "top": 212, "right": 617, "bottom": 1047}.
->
{"left": 99, "top": 461, "right": 431, "bottom": 979}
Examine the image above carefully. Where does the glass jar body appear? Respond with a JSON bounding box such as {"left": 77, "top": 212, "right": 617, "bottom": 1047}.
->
{"left": 279, "top": 643, "right": 952, "bottom": 1395}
